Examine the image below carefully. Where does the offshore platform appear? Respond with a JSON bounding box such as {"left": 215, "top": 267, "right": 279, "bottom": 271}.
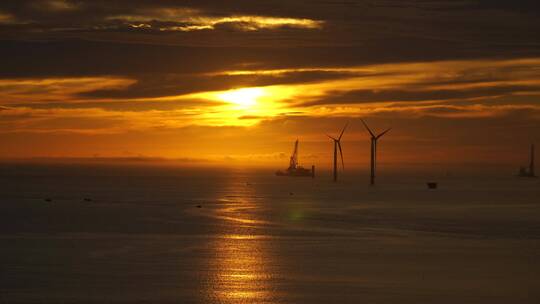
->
{"left": 276, "top": 139, "right": 314, "bottom": 177}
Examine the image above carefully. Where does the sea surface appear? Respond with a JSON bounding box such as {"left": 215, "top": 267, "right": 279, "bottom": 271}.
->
{"left": 1, "top": 162, "right": 539, "bottom": 303}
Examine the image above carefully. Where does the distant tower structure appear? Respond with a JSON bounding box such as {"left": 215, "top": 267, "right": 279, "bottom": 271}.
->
{"left": 518, "top": 144, "right": 536, "bottom": 178}
{"left": 530, "top": 144, "right": 536, "bottom": 177}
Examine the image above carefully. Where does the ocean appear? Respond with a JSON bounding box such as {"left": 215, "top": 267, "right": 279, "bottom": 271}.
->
{"left": 1, "top": 162, "right": 539, "bottom": 303}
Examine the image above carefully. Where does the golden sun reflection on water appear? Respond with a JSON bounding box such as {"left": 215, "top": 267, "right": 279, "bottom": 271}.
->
{"left": 208, "top": 228, "right": 275, "bottom": 303}
{"left": 205, "top": 176, "right": 276, "bottom": 303}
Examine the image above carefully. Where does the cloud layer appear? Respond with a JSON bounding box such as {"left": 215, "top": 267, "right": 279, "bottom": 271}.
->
{"left": 0, "top": 0, "right": 539, "bottom": 164}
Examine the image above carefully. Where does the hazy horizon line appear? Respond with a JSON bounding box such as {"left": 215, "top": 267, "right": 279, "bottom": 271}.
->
{"left": 0, "top": 155, "right": 525, "bottom": 169}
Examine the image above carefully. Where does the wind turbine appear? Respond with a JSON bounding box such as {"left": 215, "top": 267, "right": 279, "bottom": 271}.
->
{"left": 327, "top": 123, "right": 348, "bottom": 182}
{"left": 361, "top": 119, "right": 391, "bottom": 185}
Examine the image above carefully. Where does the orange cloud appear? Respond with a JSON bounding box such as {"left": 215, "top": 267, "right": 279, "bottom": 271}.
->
{"left": 1, "top": 57, "right": 539, "bottom": 163}
{"left": 109, "top": 8, "right": 324, "bottom": 32}
{"left": 0, "top": 77, "right": 135, "bottom": 104}
{"left": 0, "top": 12, "right": 14, "bottom": 24}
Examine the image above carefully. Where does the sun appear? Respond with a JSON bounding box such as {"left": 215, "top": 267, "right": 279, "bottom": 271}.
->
{"left": 189, "top": 85, "right": 298, "bottom": 126}
{"left": 217, "top": 87, "right": 265, "bottom": 108}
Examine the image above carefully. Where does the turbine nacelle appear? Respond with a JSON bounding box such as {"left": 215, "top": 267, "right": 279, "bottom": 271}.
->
{"left": 361, "top": 119, "right": 391, "bottom": 140}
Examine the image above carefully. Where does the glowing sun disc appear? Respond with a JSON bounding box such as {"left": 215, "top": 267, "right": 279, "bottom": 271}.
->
{"left": 217, "top": 87, "right": 265, "bottom": 107}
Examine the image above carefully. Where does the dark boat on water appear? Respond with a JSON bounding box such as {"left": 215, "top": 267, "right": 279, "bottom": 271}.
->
{"left": 276, "top": 139, "right": 315, "bottom": 177}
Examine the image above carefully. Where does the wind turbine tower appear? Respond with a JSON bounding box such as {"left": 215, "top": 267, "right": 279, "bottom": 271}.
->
{"left": 327, "top": 123, "right": 348, "bottom": 182}
{"left": 361, "top": 119, "right": 391, "bottom": 185}
{"left": 530, "top": 144, "right": 536, "bottom": 177}
{"left": 518, "top": 143, "right": 537, "bottom": 178}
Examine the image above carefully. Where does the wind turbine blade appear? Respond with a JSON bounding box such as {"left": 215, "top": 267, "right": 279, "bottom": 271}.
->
{"left": 327, "top": 134, "right": 337, "bottom": 141}
{"left": 338, "top": 122, "right": 349, "bottom": 140}
{"left": 338, "top": 141, "right": 345, "bottom": 170}
{"left": 361, "top": 119, "right": 375, "bottom": 138}
{"left": 376, "top": 127, "right": 392, "bottom": 139}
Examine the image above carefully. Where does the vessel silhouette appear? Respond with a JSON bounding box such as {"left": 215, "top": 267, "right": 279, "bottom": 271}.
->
{"left": 276, "top": 139, "right": 314, "bottom": 177}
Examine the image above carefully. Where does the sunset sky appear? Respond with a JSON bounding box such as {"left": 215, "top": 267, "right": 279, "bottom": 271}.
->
{"left": 1, "top": 0, "right": 539, "bottom": 167}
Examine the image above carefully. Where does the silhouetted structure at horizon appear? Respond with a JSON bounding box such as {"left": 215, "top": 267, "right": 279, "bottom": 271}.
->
{"left": 276, "top": 139, "right": 314, "bottom": 177}
{"left": 518, "top": 144, "right": 536, "bottom": 178}
{"left": 327, "top": 123, "right": 348, "bottom": 182}
{"left": 361, "top": 119, "right": 391, "bottom": 185}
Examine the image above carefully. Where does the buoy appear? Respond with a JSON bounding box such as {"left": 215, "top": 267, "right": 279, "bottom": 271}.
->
{"left": 427, "top": 182, "right": 438, "bottom": 189}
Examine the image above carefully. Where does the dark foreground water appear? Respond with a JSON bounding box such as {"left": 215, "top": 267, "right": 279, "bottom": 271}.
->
{"left": 1, "top": 163, "right": 539, "bottom": 303}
